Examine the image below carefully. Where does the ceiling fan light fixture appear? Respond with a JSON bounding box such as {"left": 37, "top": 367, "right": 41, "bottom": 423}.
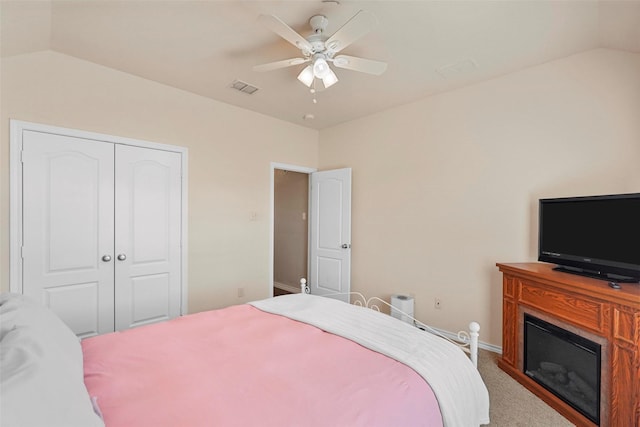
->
{"left": 255, "top": 11, "right": 385, "bottom": 92}
{"left": 322, "top": 69, "right": 338, "bottom": 88}
{"left": 297, "top": 65, "right": 314, "bottom": 87}
{"left": 312, "top": 57, "right": 331, "bottom": 78}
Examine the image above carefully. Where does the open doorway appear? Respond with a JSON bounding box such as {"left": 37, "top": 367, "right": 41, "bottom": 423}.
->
{"left": 269, "top": 163, "right": 352, "bottom": 299}
{"left": 270, "top": 163, "right": 316, "bottom": 297}
{"left": 273, "top": 169, "right": 309, "bottom": 296}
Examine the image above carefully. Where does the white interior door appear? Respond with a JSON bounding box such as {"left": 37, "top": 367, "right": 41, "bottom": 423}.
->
{"left": 114, "top": 145, "right": 182, "bottom": 331}
{"left": 22, "top": 131, "right": 115, "bottom": 337}
{"left": 309, "top": 168, "right": 351, "bottom": 302}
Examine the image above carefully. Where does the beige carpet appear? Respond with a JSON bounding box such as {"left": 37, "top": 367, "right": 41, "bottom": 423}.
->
{"left": 477, "top": 349, "right": 575, "bottom": 426}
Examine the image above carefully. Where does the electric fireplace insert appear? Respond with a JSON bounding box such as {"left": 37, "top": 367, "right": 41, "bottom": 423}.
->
{"left": 524, "top": 314, "right": 601, "bottom": 424}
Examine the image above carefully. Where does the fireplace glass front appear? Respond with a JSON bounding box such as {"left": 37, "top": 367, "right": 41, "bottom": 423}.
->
{"left": 524, "top": 314, "right": 601, "bottom": 424}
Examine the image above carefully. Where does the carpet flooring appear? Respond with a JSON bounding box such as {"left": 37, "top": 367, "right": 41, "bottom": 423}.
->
{"left": 477, "top": 349, "right": 575, "bottom": 426}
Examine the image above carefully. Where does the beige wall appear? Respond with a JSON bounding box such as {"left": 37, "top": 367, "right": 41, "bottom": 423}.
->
{"left": 2, "top": 48, "right": 639, "bottom": 347}
{"left": 274, "top": 169, "right": 308, "bottom": 289}
{"left": 319, "top": 48, "right": 640, "bottom": 346}
{"left": 0, "top": 50, "right": 319, "bottom": 313}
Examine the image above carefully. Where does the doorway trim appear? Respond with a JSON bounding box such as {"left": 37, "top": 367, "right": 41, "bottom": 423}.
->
{"left": 269, "top": 162, "right": 316, "bottom": 297}
{"left": 9, "top": 119, "right": 189, "bottom": 314}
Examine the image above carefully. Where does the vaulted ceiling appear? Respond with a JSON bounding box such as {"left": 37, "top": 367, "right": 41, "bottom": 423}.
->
{"left": 2, "top": 1, "right": 639, "bottom": 129}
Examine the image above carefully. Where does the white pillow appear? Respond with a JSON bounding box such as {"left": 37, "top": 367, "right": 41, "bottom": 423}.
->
{"left": 0, "top": 293, "right": 104, "bottom": 427}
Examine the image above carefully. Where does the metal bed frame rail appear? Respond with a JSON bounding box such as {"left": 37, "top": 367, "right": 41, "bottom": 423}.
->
{"left": 299, "top": 278, "right": 480, "bottom": 368}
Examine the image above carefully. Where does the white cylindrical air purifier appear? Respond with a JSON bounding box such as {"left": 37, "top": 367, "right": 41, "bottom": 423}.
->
{"left": 390, "top": 294, "right": 414, "bottom": 324}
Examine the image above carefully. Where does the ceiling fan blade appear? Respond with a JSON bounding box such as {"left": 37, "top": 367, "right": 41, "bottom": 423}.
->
{"left": 258, "top": 14, "right": 313, "bottom": 52}
{"left": 332, "top": 55, "right": 387, "bottom": 75}
{"left": 253, "top": 58, "right": 309, "bottom": 72}
{"left": 325, "top": 10, "right": 376, "bottom": 54}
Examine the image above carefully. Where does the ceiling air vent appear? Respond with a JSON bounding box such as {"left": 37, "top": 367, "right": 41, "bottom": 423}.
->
{"left": 436, "top": 59, "right": 478, "bottom": 79}
{"left": 230, "top": 79, "right": 259, "bottom": 95}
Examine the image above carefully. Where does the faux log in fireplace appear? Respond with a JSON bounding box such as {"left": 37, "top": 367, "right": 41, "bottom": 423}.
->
{"left": 497, "top": 263, "right": 640, "bottom": 427}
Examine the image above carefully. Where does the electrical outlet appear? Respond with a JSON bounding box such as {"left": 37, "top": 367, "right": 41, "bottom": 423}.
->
{"left": 237, "top": 287, "right": 245, "bottom": 298}
{"left": 434, "top": 298, "right": 442, "bottom": 309}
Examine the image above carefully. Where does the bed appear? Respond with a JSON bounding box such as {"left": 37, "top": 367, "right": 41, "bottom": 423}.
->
{"left": 0, "top": 292, "right": 490, "bottom": 427}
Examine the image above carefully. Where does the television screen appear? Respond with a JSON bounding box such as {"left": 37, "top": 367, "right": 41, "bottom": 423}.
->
{"left": 538, "top": 193, "right": 640, "bottom": 282}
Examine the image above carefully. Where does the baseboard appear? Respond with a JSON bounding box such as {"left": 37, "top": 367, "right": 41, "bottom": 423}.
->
{"left": 274, "top": 282, "right": 301, "bottom": 294}
{"left": 480, "top": 342, "right": 502, "bottom": 354}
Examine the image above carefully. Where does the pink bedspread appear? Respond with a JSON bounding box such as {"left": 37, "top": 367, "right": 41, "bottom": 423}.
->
{"left": 83, "top": 304, "right": 443, "bottom": 427}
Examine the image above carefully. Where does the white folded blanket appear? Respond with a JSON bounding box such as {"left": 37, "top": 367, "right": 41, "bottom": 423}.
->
{"left": 250, "top": 293, "right": 490, "bottom": 427}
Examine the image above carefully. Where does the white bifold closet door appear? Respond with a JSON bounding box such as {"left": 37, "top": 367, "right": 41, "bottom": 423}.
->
{"left": 113, "top": 145, "right": 181, "bottom": 331}
{"left": 22, "top": 131, "right": 115, "bottom": 337}
{"left": 22, "top": 131, "right": 181, "bottom": 338}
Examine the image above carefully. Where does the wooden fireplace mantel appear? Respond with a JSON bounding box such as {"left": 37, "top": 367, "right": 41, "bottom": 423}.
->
{"left": 497, "top": 262, "right": 640, "bottom": 427}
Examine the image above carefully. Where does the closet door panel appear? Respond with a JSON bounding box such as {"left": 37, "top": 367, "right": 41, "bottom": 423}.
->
{"left": 22, "top": 131, "right": 115, "bottom": 337}
{"left": 114, "top": 145, "right": 182, "bottom": 330}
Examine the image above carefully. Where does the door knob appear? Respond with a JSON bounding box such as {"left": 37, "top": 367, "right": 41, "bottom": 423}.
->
{"left": 341, "top": 244, "right": 351, "bottom": 249}
{"left": 117, "top": 254, "right": 127, "bottom": 261}
{"left": 102, "top": 255, "right": 112, "bottom": 262}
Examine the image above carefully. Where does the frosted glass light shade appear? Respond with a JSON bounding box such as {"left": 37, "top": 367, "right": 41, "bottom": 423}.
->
{"left": 297, "top": 65, "right": 314, "bottom": 87}
{"left": 312, "top": 57, "right": 330, "bottom": 78}
{"left": 322, "top": 69, "right": 338, "bottom": 88}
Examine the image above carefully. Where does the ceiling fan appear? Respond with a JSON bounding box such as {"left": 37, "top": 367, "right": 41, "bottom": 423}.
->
{"left": 253, "top": 10, "right": 387, "bottom": 90}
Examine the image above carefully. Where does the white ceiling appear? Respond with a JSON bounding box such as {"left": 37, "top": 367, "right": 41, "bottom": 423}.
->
{"left": 2, "top": 0, "right": 640, "bottom": 129}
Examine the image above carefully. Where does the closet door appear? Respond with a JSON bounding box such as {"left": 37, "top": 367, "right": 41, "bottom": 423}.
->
{"left": 114, "top": 145, "right": 182, "bottom": 331}
{"left": 22, "top": 131, "right": 115, "bottom": 337}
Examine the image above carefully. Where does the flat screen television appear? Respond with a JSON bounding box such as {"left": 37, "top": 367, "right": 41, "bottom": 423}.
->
{"left": 538, "top": 193, "right": 640, "bottom": 283}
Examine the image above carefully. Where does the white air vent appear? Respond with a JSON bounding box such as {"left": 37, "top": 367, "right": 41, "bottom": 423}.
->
{"left": 230, "top": 80, "right": 259, "bottom": 95}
